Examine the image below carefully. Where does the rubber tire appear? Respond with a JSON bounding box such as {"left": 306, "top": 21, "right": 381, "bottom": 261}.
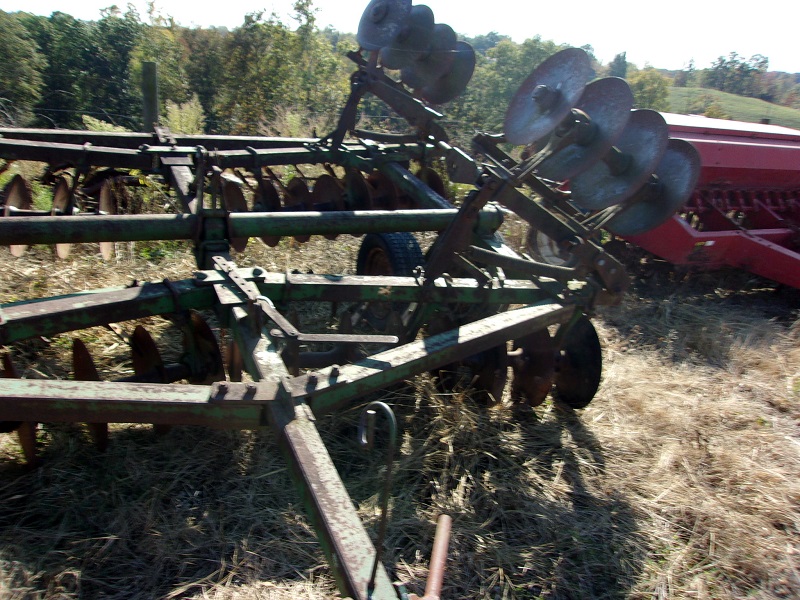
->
{"left": 356, "top": 233, "right": 423, "bottom": 327}
{"left": 356, "top": 232, "right": 423, "bottom": 277}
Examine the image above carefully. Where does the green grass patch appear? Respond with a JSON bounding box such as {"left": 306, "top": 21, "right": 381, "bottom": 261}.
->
{"left": 668, "top": 87, "right": 800, "bottom": 129}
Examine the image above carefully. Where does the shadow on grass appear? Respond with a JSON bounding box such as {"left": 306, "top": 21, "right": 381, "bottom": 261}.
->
{"left": 0, "top": 424, "right": 336, "bottom": 599}
{"left": 364, "top": 390, "right": 647, "bottom": 600}
{"left": 0, "top": 384, "right": 646, "bottom": 600}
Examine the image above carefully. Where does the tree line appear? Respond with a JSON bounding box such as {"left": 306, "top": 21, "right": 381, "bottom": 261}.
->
{"left": 1, "top": 2, "right": 797, "bottom": 142}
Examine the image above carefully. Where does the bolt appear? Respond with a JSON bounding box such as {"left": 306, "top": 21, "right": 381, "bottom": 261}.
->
{"left": 246, "top": 383, "right": 256, "bottom": 392}
{"left": 330, "top": 365, "right": 340, "bottom": 378}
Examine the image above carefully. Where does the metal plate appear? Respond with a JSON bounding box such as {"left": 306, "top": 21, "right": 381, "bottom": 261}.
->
{"left": 51, "top": 177, "right": 74, "bottom": 259}
{"left": 379, "top": 4, "right": 435, "bottom": 70}
{"left": 607, "top": 138, "right": 701, "bottom": 236}
{"left": 504, "top": 47, "right": 593, "bottom": 146}
{"left": 536, "top": 77, "right": 634, "bottom": 181}
{"left": 570, "top": 109, "right": 669, "bottom": 210}
{"left": 400, "top": 23, "right": 457, "bottom": 90}
{"left": 553, "top": 315, "right": 602, "bottom": 409}
{"left": 419, "top": 41, "right": 476, "bottom": 105}
{"left": 357, "top": 0, "right": 412, "bottom": 51}
{"left": 510, "top": 328, "right": 556, "bottom": 406}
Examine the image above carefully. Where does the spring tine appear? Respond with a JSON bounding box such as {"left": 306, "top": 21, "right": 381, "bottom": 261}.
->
{"left": 357, "top": 401, "right": 398, "bottom": 595}
{"left": 72, "top": 339, "right": 109, "bottom": 451}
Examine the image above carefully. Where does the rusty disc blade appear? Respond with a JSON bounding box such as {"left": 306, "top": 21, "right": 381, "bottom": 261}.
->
{"left": 418, "top": 41, "right": 476, "bottom": 105}
{"left": 553, "top": 316, "right": 602, "bottom": 409}
{"left": 72, "top": 339, "right": 109, "bottom": 450}
{"left": 344, "top": 169, "right": 374, "bottom": 212}
{"left": 227, "top": 340, "right": 243, "bottom": 383}
{"left": 367, "top": 171, "right": 399, "bottom": 210}
{"left": 183, "top": 311, "right": 225, "bottom": 385}
{"left": 253, "top": 179, "right": 282, "bottom": 247}
{"left": 0, "top": 354, "right": 23, "bottom": 434}
{"left": 285, "top": 177, "right": 312, "bottom": 242}
{"left": 357, "top": 0, "right": 412, "bottom": 50}
{"left": 4, "top": 175, "right": 33, "bottom": 256}
{"left": 72, "top": 339, "right": 100, "bottom": 381}
{"left": 130, "top": 325, "right": 165, "bottom": 381}
{"left": 504, "top": 47, "right": 593, "bottom": 146}
{"left": 510, "top": 328, "right": 556, "bottom": 406}
{"left": 536, "top": 77, "right": 634, "bottom": 182}
{"left": 222, "top": 176, "right": 250, "bottom": 252}
{"left": 312, "top": 174, "right": 345, "bottom": 240}
{"left": 570, "top": 109, "right": 669, "bottom": 210}
{"left": 415, "top": 166, "right": 446, "bottom": 200}
{"left": 51, "top": 177, "right": 74, "bottom": 259}
{"left": 607, "top": 139, "right": 701, "bottom": 236}
{"left": 98, "top": 180, "right": 118, "bottom": 260}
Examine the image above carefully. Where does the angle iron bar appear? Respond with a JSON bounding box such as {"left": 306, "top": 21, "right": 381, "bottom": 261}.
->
{"left": 0, "top": 379, "right": 268, "bottom": 428}
{"left": 228, "top": 306, "right": 397, "bottom": 600}
{"left": 0, "top": 273, "right": 557, "bottom": 345}
{"left": 0, "top": 280, "right": 215, "bottom": 345}
{"left": 378, "top": 162, "right": 454, "bottom": 210}
{"left": 296, "top": 302, "right": 576, "bottom": 417}
{"left": 0, "top": 138, "right": 155, "bottom": 170}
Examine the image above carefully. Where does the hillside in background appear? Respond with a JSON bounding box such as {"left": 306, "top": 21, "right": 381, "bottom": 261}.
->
{"left": 668, "top": 87, "right": 800, "bottom": 129}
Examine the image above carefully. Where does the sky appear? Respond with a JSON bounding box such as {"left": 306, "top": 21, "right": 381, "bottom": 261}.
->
{"left": 4, "top": 0, "right": 799, "bottom": 73}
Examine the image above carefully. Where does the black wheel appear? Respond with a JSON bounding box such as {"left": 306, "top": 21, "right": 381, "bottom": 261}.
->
{"left": 553, "top": 316, "right": 602, "bottom": 409}
{"left": 356, "top": 232, "right": 423, "bottom": 325}
{"left": 356, "top": 232, "right": 423, "bottom": 277}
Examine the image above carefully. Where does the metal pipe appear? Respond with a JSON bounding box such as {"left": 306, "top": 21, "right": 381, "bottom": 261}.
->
{"left": 0, "top": 209, "right": 504, "bottom": 246}
{"left": 424, "top": 514, "right": 453, "bottom": 599}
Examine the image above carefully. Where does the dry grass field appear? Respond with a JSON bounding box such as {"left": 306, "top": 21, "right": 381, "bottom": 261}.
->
{"left": 0, "top": 238, "right": 798, "bottom": 600}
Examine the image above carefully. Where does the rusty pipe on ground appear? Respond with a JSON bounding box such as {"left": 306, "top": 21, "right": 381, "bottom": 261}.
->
{"left": 409, "top": 514, "right": 452, "bottom": 600}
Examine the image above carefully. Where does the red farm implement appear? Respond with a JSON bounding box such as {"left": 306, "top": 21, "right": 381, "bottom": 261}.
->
{"left": 618, "top": 113, "right": 800, "bottom": 288}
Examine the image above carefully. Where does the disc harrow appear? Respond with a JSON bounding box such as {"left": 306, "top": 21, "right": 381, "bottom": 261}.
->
{"left": 0, "top": 3, "right": 699, "bottom": 598}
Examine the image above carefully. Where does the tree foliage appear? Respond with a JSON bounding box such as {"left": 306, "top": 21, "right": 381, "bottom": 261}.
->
{"left": 608, "top": 52, "right": 628, "bottom": 79}
{"left": 0, "top": 11, "right": 45, "bottom": 125}
{"left": 702, "top": 52, "right": 769, "bottom": 98}
{"left": 628, "top": 68, "right": 671, "bottom": 111}
{"left": 2, "top": 2, "right": 798, "bottom": 137}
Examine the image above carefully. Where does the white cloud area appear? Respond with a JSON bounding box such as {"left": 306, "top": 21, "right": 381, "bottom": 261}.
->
{"left": 4, "top": 0, "right": 798, "bottom": 73}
